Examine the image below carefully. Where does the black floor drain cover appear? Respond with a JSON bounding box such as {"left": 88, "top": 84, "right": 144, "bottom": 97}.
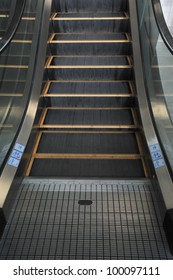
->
{"left": 78, "top": 200, "right": 93, "bottom": 205}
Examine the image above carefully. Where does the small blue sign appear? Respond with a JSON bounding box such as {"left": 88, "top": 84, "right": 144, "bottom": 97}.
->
{"left": 149, "top": 144, "right": 160, "bottom": 153}
{"left": 14, "top": 143, "right": 25, "bottom": 153}
{"left": 149, "top": 143, "right": 165, "bottom": 169}
{"left": 154, "top": 159, "right": 165, "bottom": 169}
{"left": 151, "top": 151, "right": 163, "bottom": 161}
{"left": 8, "top": 143, "right": 25, "bottom": 168}
{"left": 8, "top": 157, "right": 20, "bottom": 168}
{"left": 11, "top": 149, "right": 23, "bottom": 160}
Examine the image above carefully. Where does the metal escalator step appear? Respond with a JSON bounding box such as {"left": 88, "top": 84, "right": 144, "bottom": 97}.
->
{"left": 52, "top": 13, "right": 129, "bottom": 33}
{"left": 48, "top": 56, "right": 130, "bottom": 66}
{"left": 42, "top": 81, "right": 135, "bottom": 108}
{"left": 44, "top": 96, "right": 136, "bottom": 108}
{"left": 52, "top": 33, "right": 128, "bottom": 40}
{"left": 47, "top": 56, "right": 133, "bottom": 80}
{"left": 47, "top": 81, "right": 133, "bottom": 94}
{"left": 55, "top": 0, "right": 128, "bottom": 13}
{"left": 37, "top": 132, "right": 140, "bottom": 154}
{"left": 54, "top": 12, "right": 126, "bottom": 18}
{"left": 42, "top": 108, "right": 134, "bottom": 127}
{"left": 49, "top": 33, "right": 131, "bottom": 55}
{"left": 30, "top": 158, "right": 145, "bottom": 177}
{"left": 47, "top": 69, "right": 133, "bottom": 81}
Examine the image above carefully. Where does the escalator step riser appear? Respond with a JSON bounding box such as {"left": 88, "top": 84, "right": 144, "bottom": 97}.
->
{"left": 47, "top": 68, "right": 133, "bottom": 81}
{"left": 44, "top": 109, "right": 134, "bottom": 126}
{"left": 45, "top": 97, "right": 136, "bottom": 108}
{"left": 48, "top": 81, "right": 132, "bottom": 94}
{"left": 37, "top": 133, "right": 139, "bottom": 154}
{"left": 52, "top": 19, "right": 130, "bottom": 33}
{"left": 49, "top": 42, "right": 132, "bottom": 56}
{"left": 53, "top": 0, "right": 128, "bottom": 13}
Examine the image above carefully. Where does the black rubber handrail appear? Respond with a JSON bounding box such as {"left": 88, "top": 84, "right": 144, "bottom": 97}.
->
{"left": 152, "top": 0, "right": 173, "bottom": 55}
{"left": 0, "top": 0, "right": 26, "bottom": 54}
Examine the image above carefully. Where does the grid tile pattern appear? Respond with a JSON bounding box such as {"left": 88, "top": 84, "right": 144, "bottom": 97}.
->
{"left": 0, "top": 179, "right": 172, "bottom": 259}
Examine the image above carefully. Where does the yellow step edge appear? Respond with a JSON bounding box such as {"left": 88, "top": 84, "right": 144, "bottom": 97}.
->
{"left": 40, "top": 130, "right": 136, "bottom": 134}
{"left": 53, "top": 17, "right": 128, "bottom": 21}
{"left": 34, "top": 153, "right": 142, "bottom": 160}
{"left": 44, "top": 94, "right": 132, "bottom": 97}
{"left": 45, "top": 106, "right": 132, "bottom": 110}
{"left": 46, "top": 65, "right": 132, "bottom": 69}
{"left": 50, "top": 40, "right": 129, "bottom": 43}
{"left": 40, "top": 125, "right": 136, "bottom": 129}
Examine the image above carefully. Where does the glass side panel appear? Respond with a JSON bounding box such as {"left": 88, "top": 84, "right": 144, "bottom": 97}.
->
{"left": 160, "top": 0, "right": 173, "bottom": 36}
{"left": 0, "top": 1, "right": 12, "bottom": 38}
{"left": 136, "top": 0, "right": 173, "bottom": 174}
{"left": 0, "top": 0, "right": 39, "bottom": 170}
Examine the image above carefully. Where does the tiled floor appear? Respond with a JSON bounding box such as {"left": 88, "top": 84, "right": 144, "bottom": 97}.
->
{"left": 0, "top": 179, "right": 172, "bottom": 259}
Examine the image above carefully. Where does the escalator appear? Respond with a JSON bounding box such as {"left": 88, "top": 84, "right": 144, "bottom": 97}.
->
{"left": 26, "top": 1, "right": 149, "bottom": 178}
{"left": 0, "top": 0, "right": 173, "bottom": 259}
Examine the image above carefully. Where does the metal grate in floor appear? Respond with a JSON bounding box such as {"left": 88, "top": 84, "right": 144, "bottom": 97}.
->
{"left": 0, "top": 178, "right": 172, "bottom": 260}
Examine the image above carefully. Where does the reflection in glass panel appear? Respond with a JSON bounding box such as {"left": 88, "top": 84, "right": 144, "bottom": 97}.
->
{"left": 0, "top": 0, "right": 38, "bottom": 170}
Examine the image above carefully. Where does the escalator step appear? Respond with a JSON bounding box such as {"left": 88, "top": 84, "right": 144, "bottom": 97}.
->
{"left": 52, "top": 13, "right": 129, "bottom": 33}
{"left": 43, "top": 108, "right": 134, "bottom": 126}
{"left": 50, "top": 39, "right": 131, "bottom": 56}
{"left": 30, "top": 158, "right": 145, "bottom": 177}
{"left": 47, "top": 55, "right": 132, "bottom": 80}
{"left": 55, "top": 12, "right": 126, "bottom": 18}
{"left": 46, "top": 96, "right": 136, "bottom": 108}
{"left": 47, "top": 66, "right": 133, "bottom": 81}
{"left": 44, "top": 81, "right": 135, "bottom": 107}
{"left": 54, "top": 0, "right": 128, "bottom": 13}
{"left": 37, "top": 132, "right": 140, "bottom": 154}
{"left": 52, "top": 33, "right": 128, "bottom": 40}
{"left": 47, "top": 81, "right": 132, "bottom": 94}
{"left": 49, "top": 56, "right": 130, "bottom": 65}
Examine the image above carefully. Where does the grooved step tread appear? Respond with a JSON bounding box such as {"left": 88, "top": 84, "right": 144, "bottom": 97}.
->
{"left": 50, "top": 33, "right": 129, "bottom": 42}
{"left": 48, "top": 56, "right": 130, "bottom": 67}
{"left": 29, "top": 158, "right": 145, "bottom": 177}
{"left": 37, "top": 132, "right": 140, "bottom": 154}
{"left": 46, "top": 81, "right": 133, "bottom": 94}
{"left": 42, "top": 108, "right": 134, "bottom": 126}
{"left": 53, "top": 12, "right": 127, "bottom": 20}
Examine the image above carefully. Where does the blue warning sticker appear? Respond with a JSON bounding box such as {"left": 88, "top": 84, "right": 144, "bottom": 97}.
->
{"left": 149, "top": 144, "right": 165, "bottom": 169}
{"left": 8, "top": 143, "right": 25, "bottom": 168}
{"left": 8, "top": 157, "right": 20, "bottom": 168}
{"left": 14, "top": 143, "right": 25, "bottom": 153}
{"left": 154, "top": 159, "right": 165, "bottom": 169}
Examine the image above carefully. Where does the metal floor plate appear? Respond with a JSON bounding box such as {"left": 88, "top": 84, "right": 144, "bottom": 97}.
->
{"left": 0, "top": 178, "right": 172, "bottom": 259}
